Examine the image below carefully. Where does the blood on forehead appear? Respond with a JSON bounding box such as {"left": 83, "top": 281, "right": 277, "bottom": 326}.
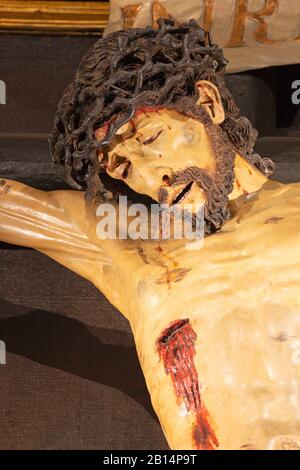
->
{"left": 94, "top": 106, "right": 168, "bottom": 141}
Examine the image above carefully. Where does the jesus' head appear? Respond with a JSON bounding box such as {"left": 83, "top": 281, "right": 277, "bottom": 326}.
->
{"left": 50, "top": 18, "right": 274, "bottom": 234}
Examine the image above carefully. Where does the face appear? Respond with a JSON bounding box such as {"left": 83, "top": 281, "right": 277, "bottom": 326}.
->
{"left": 95, "top": 81, "right": 228, "bottom": 216}
{"left": 97, "top": 109, "right": 219, "bottom": 212}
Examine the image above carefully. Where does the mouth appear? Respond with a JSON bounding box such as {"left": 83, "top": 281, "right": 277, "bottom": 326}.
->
{"left": 171, "top": 181, "right": 194, "bottom": 205}
{"left": 166, "top": 181, "right": 207, "bottom": 213}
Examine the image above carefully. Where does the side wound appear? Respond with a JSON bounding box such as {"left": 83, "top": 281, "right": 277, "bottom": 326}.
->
{"left": 156, "top": 318, "right": 219, "bottom": 450}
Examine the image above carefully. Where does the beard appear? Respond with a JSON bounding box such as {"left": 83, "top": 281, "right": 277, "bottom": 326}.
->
{"left": 158, "top": 121, "right": 235, "bottom": 236}
{"left": 97, "top": 100, "right": 236, "bottom": 236}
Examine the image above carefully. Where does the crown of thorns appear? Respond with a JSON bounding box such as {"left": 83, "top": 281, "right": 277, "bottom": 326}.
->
{"left": 50, "top": 18, "right": 274, "bottom": 198}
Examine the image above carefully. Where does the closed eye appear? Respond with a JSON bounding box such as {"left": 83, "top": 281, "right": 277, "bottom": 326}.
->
{"left": 142, "top": 129, "right": 163, "bottom": 145}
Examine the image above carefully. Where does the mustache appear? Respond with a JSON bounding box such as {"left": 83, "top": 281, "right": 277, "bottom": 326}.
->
{"left": 157, "top": 166, "right": 230, "bottom": 234}
{"left": 158, "top": 167, "right": 215, "bottom": 204}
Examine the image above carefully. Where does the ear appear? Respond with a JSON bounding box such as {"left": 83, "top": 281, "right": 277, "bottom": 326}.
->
{"left": 196, "top": 80, "right": 225, "bottom": 125}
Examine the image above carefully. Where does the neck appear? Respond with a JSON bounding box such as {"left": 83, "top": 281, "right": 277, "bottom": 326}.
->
{"left": 228, "top": 154, "right": 268, "bottom": 201}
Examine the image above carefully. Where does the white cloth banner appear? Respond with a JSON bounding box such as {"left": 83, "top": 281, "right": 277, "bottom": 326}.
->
{"left": 105, "top": 0, "right": 300, "bottom": 73}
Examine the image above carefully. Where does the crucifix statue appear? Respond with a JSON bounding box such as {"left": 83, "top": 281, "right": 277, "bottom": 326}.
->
{"left": 1, "top": 19, "right": 300, "bottom": 450}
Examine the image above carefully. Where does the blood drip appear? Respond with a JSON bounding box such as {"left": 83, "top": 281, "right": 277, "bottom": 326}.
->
{"left": 95, "top": 106, "right": 163, "bottom": 141}
{"left": 156, "top": 319, "right": 219, "bottom": 450}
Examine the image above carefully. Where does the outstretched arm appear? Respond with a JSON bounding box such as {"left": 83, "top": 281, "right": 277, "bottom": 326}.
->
{"left": 0, "top": 179, "right": 110, "bottom": 283}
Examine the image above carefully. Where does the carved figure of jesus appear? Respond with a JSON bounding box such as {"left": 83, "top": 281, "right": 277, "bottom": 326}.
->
{"left": 1, "top": 19, "right": 300, "bottom": 450}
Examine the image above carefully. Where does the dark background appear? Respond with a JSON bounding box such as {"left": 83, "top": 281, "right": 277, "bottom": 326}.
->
{"left": 0, "top": 31, "right": 299, "bottom": 449}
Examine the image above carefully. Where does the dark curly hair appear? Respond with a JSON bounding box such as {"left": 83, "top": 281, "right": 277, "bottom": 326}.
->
{"left": 50, "top": 18, "right": 274, "bottom": 204}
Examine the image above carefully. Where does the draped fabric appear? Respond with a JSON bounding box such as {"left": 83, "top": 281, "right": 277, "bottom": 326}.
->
{"left": 105, "top": 0, "right": 300, "bottom": 73}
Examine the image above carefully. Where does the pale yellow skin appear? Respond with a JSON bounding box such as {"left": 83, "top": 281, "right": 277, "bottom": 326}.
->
{"left": 1, "top": 154, "right": 300, "bottom": 450}
{"left": 103, "top": 109, "right": 216, "bottom": 209}
{"left": 1, "top": 84, "right": 300, "bottom": 449}
{"left": 98, "top": 80, "right": 226, "bottom": 212}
